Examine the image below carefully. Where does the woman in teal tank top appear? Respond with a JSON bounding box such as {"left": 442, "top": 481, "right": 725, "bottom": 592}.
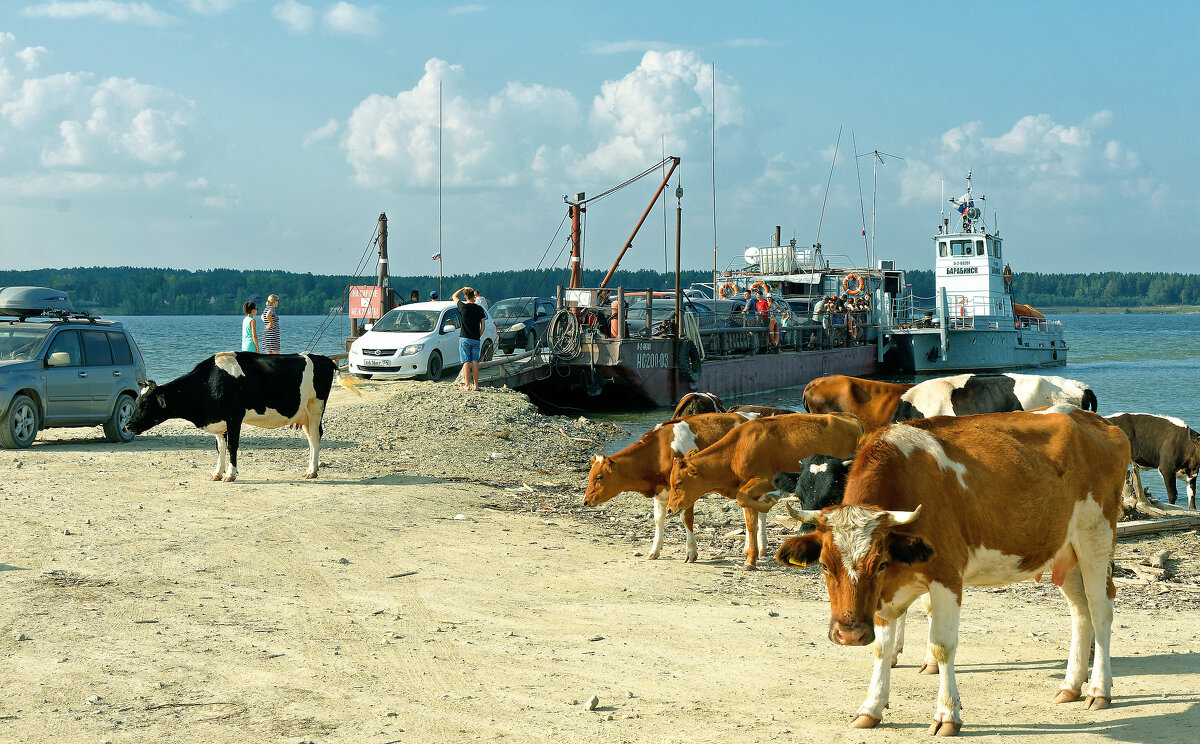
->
{"left": 242, "top": 301, "right": 259, "bottom": 352}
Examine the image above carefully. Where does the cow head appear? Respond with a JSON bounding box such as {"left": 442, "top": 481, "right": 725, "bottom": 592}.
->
{"left": 776, "top": 503, "right": 932, "bottom": 646}
{"left": 773, "top": 454, "right": 854, "bottom": 512}
{"left": 672, "top": 392, "right": 723, "bottom": 419}
{"left": 125, "top": 382, "right": 171, "bottom": 435}
{"left": 584, "top": 454, "right": 631, "bottom": 506}
{"left": 666, "top": 455, "right": 706, "bottom": 515}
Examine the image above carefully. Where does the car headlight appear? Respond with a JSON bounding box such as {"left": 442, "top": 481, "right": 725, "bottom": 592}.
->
{"left": 401, "top": 344, "right": 425, "bottom": 356}
{"left": 508, "top": 322, "right": 526, "bottom": 332}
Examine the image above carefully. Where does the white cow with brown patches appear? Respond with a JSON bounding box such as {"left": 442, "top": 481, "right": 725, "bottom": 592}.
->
{"left": 777, "top": 409, "right": 1129, "bottom": 735}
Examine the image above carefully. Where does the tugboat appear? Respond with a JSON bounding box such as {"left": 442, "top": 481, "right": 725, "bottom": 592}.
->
{"left": 882, "top": 172, "right": 1067, "bottom": 372}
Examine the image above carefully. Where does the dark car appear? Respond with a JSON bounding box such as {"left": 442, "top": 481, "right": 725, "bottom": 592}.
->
{"left": 0, "top": 286, "right": 148, "bottom": 448}
{"left": 490, "top": 296, "right": 556, "bottom": 354}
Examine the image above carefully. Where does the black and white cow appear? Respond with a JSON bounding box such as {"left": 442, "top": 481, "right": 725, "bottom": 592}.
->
{"left": 672, "top": 391, "right": 794, "bottom": 419}
{"left": 772, "top": 453, "right": 855, "bottom": 515}
{"left": 891, "top": 373, "right": 1097, "bottom": 422}
{"left": 126, "top": 352, "right": 358, "bottom": 481}
{"left": 1104, "top": 413, "right": 1200, "bottom": 509}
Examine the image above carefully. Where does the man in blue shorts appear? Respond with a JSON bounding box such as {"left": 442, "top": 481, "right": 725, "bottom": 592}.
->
{"left": 452, "top": 286, "right": 487, "bottom": 391}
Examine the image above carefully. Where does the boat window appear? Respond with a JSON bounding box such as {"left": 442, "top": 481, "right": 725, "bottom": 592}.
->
{"left": 994, "top": 239, "right": 1001, "bottom": 259}
{"left": 950, "top": 240, "right": 973, "bottom": 256}
{"left": 939, "top": 241, "right": 948, "bottom": 257}
{"left": 976, "top": 240, "right": 985, "bottom": 256}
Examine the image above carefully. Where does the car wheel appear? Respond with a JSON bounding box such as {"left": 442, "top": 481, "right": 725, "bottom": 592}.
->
{"left": 525, "top": 329, "right": 537, "bottom": 351}
{"left": 103, "top": 393, "right": 137, "bottom": 443}
{"left": 480, "top": 340, "right": 494, "bottom": 362}
{"left": 0, "top": 394, "right": 39, "bottom": 449}
{"left": 425, "top": 350, "right": 443, "bottom": 380}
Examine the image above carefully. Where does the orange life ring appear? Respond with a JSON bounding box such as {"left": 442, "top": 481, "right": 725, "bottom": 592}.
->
{"left": 767, "top": 318, "right": 781, "bottom": 345}
{"left": 842, "top": 273, "right": 864, "bottom": 295}
{"left": 750, "top": 281, "right": 769, "bottom": 296}
{"left": 719, "top": 282, "right": 738, "bottom": 299}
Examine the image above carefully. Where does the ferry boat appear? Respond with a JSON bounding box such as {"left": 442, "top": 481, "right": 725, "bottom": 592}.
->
{"left": 880, "top": 172, "right": 1067, "bottom": 372}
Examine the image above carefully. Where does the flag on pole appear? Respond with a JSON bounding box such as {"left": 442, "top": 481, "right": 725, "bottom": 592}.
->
{"left": 431, "top": 251, "right": 441, "bottom": 260}
{"left": 861, "top": 229, "right": 866, "bottom": 236}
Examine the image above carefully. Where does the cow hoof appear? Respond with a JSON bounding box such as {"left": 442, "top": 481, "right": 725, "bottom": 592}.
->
{"left": 929, "top": 720, "right": 961, "bottom": 736}
{"left": 919, "top": 663, "right": 939, "bottom": 675}
{"left": 740, "top": 563, "right": 757, "bottom": 571}
{"left": 647, "top": 553, "right": 659, "bottom": 560}
{"left": 222, "top": 475, "right": 236, "bottom": 483}
{"left": 684, "top": 554, "right": 697, "bottom": 564}
{"left": 849, "top": 714, "right": 880, "bottom": 729}
{"left": 303, "top": 472, "right": 317, "bottom": 479}
{"left": 210, "top": 474, "right": 222, "bottom": 481}
{"left": 1085, "top": 695, "right": 1111, "bottom": 710}
{"left": 1054, "top": 689, "right": 1081, "bottom": 704}
{"left": 890, "top": 657, "right": 899, "bottom": 668}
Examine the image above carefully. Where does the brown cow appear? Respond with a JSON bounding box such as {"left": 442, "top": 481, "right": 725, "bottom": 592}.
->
{"left": 585, "top": 413, "right": 749, "bottom": 562}
{"left": 776, "top": 409, "right": 1129, "bottom": 735}
{"left": 672, "top": 391, "right": 793, "bottom": 419}
{"left": 801, "top": 375, "right": 913, "bottom": 432}
{"left": 666, "top": 413, "right": 864, "bottom": 568}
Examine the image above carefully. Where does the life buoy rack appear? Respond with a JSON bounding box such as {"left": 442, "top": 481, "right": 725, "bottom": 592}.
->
{"left": 767, "top": 318, "right": 781, "bottom": 346}
{"left": 750, "top": 281, "right": 769, "bottom": 296}
{"left": 842, "top": 273, "right": 864, "bottom": 295}
{"left": 719, "top": 282, "right": 738, "bottom": 300}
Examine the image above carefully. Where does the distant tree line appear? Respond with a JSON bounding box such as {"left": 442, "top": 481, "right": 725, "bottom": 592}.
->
{"left": 1, "top": 266, "right": 1197, "bottom": 315}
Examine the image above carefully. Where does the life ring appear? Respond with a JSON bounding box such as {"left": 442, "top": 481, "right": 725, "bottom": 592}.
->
{"left": 750, "top": 281, "right": 769, "bottom": 296}
{"left": 679, "top": 339, "right": 702, "bottom": 382}
{"left": 767, "top": 318, "right": 781, "bottom": 346}
{"left": 719, "top": 282, "right": 738, "bottom": 300}
{"left": 842, "top": 273, "right": 864, "bottom": 295}
{"left": 957, "top": 297, "right": 966, "bottom": 317}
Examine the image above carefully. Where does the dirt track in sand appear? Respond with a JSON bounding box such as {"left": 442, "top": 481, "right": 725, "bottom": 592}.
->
{"left": 2, "top": 381, "right": 1199, "bottom": 743}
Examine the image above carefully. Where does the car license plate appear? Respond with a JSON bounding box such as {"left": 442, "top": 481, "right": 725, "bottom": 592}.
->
{"left": 361, "top": 358, "right": 389, "bottom": 367}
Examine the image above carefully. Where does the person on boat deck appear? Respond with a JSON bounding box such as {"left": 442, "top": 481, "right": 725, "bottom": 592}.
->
{"left": 241, "top": 301, "right": 259, "bottom": 352}
{"left": 741, "top": 289, "right": 756, "bottom": 326}
{"left": 755, "top": 291, "right": 771, "bottom": 325}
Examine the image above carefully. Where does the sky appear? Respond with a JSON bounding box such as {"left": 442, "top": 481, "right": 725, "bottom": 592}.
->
{"left": 1, "top": 1, "right": 1196, "bottom": 281}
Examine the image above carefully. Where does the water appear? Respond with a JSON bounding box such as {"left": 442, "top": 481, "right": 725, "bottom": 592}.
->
{"left": 113, "top": 313, "right": 1200, "bottom": 432}
{"left": 109, "top": 315, "right": 352, "bottom": 382}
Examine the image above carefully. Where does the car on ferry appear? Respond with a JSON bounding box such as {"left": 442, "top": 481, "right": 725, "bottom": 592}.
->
{"left": 0, "top": 286, "right": 148, "bottom": 448}
{"left": 347, "top": 300, "right": 499, "bottom": 380}
{"left": 489, "top": 296, "right": 555, "bottom": 355}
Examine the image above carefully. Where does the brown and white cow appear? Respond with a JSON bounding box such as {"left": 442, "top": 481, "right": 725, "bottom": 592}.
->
{"left": 672, "top": 391, "right": 794, "bottom": 419}
{"left": 666, "top": 413, "right": 864, "bottom": 569}
{"left": 801, "top": 375, "right": 913, "bottom": 432}
{"left": 776, "top": 409, "right": 1129, "bottom": 735}
{"left": 1104, "top": 412, "right": 1200, "bottom": 509}
{"left": 585, "top": 413, "right": 749, "bottom": 562}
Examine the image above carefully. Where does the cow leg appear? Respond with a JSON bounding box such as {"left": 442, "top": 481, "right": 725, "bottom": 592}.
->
{"left": 919, "top": 592, "right": 939, "bottom": 674}
{"left": 741, "top": 507, "right": 759, "bottom": 569}
{"left": 851, "top": 616, "right": 902, "bottom": 728}
{"left": 1077, "top": 541, "right": 1115, "bottom": 709}
{"left": 648, "top": 495, "right": 667, "bottom": 560}
{"left": 1054, "top": 566, "right": 1092, "bottom": 703}
{"left": 681, "top": 505, "right": 698, "bottom": 563}
{"left": 890, "top": 610, "right": 906, "bottom": 667}
{"left": 211, "top": 433, "right": 227, "bottom": 481}
{"left": 302, "top": 400, "right": 326, "bottom": 478}
{"left": 1159, "top": 464, "right": 1180, "bottom": 505}
{"left": 1186, "top": 474, "right": 1197, "bottom": 510}
{"left": 223, "top": 419, "right": 242, "bottom": 482}
{"left": 925, "top": 581, "right": 963, "bottom": 735}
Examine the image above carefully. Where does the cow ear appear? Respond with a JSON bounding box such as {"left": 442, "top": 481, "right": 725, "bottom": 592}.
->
{"left": 686, "top": 464, "right": 699, "bottom": 476}
{"left": 685, "top": 448, "right": 698, "bottom": 457}
{"left": 776, "top": 533, "right": 822, "bottom": 568}
{"left": 887, "top": 533, "right": 934, "bottom": 565}
{"left": 156, "top": 393, "right": 167, "bottom": 407}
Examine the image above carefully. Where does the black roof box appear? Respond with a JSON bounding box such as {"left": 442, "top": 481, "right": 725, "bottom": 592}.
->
{"left": 0, "top": 286, "right": 75, "bottom": 318}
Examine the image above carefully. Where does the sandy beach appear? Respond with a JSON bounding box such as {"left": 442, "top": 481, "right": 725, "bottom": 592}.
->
{"left": 2, "top": 381, "right": 1198, "bottom": 743}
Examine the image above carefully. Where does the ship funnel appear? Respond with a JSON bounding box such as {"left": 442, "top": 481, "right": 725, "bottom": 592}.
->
{"left": 774, "top": 226, "right": 781, "bottom": 247}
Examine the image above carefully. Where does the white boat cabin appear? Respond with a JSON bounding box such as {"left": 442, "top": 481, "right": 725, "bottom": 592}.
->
{"left": 934, "top": 176, "right": 1013, "bottom": 322}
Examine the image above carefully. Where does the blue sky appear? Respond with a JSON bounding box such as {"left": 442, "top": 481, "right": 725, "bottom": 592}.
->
{"left": 1, "top": 1, "right": 1196, "bottom": 279}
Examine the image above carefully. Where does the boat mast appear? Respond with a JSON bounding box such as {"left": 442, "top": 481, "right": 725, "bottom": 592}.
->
{"left": 377, "top": 212, "right": 394, "bottom": 314}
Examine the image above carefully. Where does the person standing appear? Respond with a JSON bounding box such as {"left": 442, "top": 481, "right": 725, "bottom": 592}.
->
{"left": 261, "top": 294, "right": 281, "bottom": 354}
{"left": 452, "top": 286, "right": 487, "bottom": 391}
{"left": 241, "top": 301, "right": 259, "bottom": 352}
{"left": 406, "top": 289, "right": 420, "bottom": 304}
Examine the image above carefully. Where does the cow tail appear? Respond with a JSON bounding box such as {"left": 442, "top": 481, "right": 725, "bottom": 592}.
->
{"left": 337, "top": 371, "right": 364, "bottom": 397}
{"left": 1082, "top": 388, "right": 1098, "bottom": 412}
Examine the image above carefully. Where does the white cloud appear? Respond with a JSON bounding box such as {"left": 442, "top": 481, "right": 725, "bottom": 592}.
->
{"left": 323, "top": 2, "right": 379, "bottom": 36}
{"left": 15, "top": 46, "right": 48, "bottom": 72}
{"left": 588, "top": 40, "right": 674, "bottom": 55}
{"left": 176, "top": 0, "right": 242, "bottom": 14}
{"left": 20, "top": 1, "right": 179, "bottom": 26}
{"left": 450, "top": 4, "right": 485, "bottom": 14}
{"left": 141, "top": 170, "right": 176, "bottom": 188}
{"left": 272, "top": 0, "right": 314, "bottom": 33}
{"left": 303, "top": 118, "right": 339, "bottom": 147}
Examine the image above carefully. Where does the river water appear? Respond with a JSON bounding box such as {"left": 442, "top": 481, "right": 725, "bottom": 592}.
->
{"left": 112, "top": 312, "right": 1200, "bottom": 434}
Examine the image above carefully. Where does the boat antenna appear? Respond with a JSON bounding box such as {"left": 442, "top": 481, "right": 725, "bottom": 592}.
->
{"left": 857, "top": 147, "right": 902, "bottom": 275}
{"left": 711, "top": 63, "right": 718, "bottom": 296}
{"left": 814, "top": 127, "right": 841, "bottom": 253}
{"left": 852, "top": 131, "right": 870, "bottom": 270}
{"left": 438, "top": 80, "right": 444, "bottom": 297}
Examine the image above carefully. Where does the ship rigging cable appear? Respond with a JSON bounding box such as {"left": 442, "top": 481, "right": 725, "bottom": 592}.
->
{"left": 304, "top": 222, "right": 382, "bottom": 352}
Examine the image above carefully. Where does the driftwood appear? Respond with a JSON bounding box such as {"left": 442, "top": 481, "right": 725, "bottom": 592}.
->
{"left": 1116, "top": 465, "right": 1200, "bottom": 537}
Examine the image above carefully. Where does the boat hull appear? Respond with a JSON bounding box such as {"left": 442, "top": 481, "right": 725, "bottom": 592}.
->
{"left": 885, "top": 327, "right": 1067, "bottom": 373}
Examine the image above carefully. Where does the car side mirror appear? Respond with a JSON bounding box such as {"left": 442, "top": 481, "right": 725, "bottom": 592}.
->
{"left": 48, "top": 351, "right": 71, "bottom": 367}
{"left": 442, "top": 323, "right": 456, "bottom": 333}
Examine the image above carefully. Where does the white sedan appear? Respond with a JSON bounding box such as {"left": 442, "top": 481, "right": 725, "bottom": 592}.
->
{"left": 348, "top": 301, "right": 498, "bottom": 380}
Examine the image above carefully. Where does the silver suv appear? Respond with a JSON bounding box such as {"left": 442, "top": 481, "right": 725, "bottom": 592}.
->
{"left": 0, "top": 287, "right": 148, "bottom": 448}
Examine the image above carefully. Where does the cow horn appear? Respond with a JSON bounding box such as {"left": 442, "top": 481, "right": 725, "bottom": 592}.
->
{"left": 786, "top": 500, "right": 822, "bottom": 524}
{"left": 884, "top": 504, "right": 923, "bottom": 527}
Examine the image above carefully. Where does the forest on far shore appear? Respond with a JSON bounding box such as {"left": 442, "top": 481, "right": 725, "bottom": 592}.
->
{"left": 1, "top": 266, "right": 1197, "bottom": 316}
